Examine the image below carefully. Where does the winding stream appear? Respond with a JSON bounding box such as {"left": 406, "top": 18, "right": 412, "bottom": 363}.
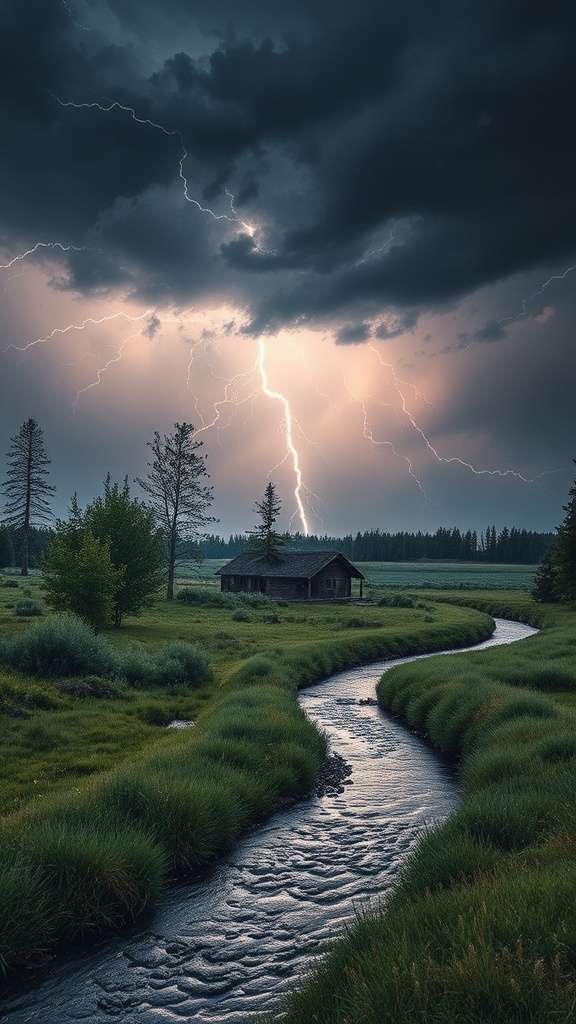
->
{"left": 1, "top": 618, "right": 537, "bottom": 1023}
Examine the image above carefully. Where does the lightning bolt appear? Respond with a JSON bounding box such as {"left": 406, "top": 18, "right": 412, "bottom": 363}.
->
{"left": 187, "top": 336, "right": 318, "bottom": 531}
{"left": 367, "top": 343, "right": 536, "bottom": 484}
{"left": 4, "top": 309, "right": 155, "bottom": 354}
{"left": 498, "top": 264, "right": 576, "bottom": 325}
{"left": 257, "top": 338, "right": 310, "bottom": 535}
{"left": 72, "top": 336, "right": 132, "bottom": 409}
{"left": 0, "top": 241, "right": 88, "bottom": 270}
{"left": 52, "top": 95, "right": 260, "bottom": 238}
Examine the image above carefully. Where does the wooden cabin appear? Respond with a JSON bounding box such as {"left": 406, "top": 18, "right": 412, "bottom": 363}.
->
{"left": 216, "top": 550, "right": 364, "bottom": 601}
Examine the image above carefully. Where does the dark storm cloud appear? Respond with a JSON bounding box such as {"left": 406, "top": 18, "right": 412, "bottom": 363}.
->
{"left": 375, "top": 312, "right": 420, "bottom": 341}
{"left": 335, "top": 322, "right": 372, "bottom": 345}
{"left": 2, "top": 0, "right": 575, "bottom": 327}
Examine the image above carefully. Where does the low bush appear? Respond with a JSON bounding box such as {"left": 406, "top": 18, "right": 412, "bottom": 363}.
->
{"left": 231, "top": 608, "right": 250, "bottom": 622}
{"left": 152, "top": 641, "right": 211, "bottom": 688}
{"left": 116, "top": 641, "right": 210, "bottom": 688}
{"left": 377, "top": 593, "right": 415, "bottom": 608}
{"left": 0, "top": 615, "right": 119, "bottom": 679}
{"left": 116, "top": 646, "right": 156, "bottom": 687}
{"left": 177, "top": 587, "right": 235, "bottom": 608}
{"left": 177, "top": 587, "right": 271, "bottom": 610}
{"left": 13, "top": 598, "right": 43, "bottom": 617}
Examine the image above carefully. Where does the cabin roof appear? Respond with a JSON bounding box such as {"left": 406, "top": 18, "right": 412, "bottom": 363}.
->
{"left": 215, "top": 550, "right": 365, "bottom": 580}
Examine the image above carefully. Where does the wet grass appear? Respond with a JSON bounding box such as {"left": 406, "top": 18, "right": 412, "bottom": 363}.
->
{"left": 274, "top": 596, "right": 576, "bottom": 1024}
{"left": 0, "top": 571, "right": 492, "bottom": 977}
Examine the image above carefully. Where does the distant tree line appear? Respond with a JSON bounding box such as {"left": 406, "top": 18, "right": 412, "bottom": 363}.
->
{"left": 198, "top": 525, "right": 555, "bottom": 564}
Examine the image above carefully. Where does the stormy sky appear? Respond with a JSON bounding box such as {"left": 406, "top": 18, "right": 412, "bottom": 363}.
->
{"left": 1, "top": 0, "right": 575, "bottom": 539}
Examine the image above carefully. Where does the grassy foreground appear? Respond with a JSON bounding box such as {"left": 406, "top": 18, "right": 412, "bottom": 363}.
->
{"left": 0, "top": 577, "right": 493, "bottom": 979}
{"left": 275, "top": 596, "right": 576, "bottom": 1024}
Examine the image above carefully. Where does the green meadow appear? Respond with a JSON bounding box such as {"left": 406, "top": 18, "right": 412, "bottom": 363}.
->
{"left": 0, "top": 565, "right": 493, "bottom": 976}
{"left": 3, "top": 559, "right": 576, "bottom": 1021}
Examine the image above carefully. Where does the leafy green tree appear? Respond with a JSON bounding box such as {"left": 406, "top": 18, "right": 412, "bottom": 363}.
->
{"left": 248, "top": 482, "right": 285, "bottom": 562}
{"left": 0, "top": 525, "right": 15, "bottom": 569}
{"left": 2, "top": 419, "right": 55, "bottom": 575}
{"left": 85, "top": 475, "right": 165, "bottom": 626}
{"left": 135, "top": 423, "right": 215, "bottom": 600}
{"left": 42, "top": 526, "right": 123, "bottom": 631}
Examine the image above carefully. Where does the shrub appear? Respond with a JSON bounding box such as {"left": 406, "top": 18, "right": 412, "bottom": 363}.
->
{"left": 153, "top": 642, "right": 210, "bottom": 688}
{"left": 0, "top": 615, "right": 119, "bottom": 679}
{"left": 177, "top": 587, "right": 235, "bottom": 607}
{"left": 2, "top": 579, "right": 18, "bottom": 589}
{"left": 14, "top": 598, "right": 43, "bottom": 617}
{"left": 231, "top": 608, "right": 250, "bottom": 622}
{"left": 117, "top": 642, "right": 210, "bottom": 688}
{"left": 377, "top": 593, "right": 415, "bottom": 608}
{"left": 117, "top": 647, "right": 156, "bottom": 687}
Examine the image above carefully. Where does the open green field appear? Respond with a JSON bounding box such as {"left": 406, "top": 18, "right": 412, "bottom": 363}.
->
{"left": 178, "top": 557, "right": 538, "bottom": 591}
{"left": 359, "top": 560, "right": 537, "bottom": 590}
{"left": 0, "top": 570, "right": 490, "bottom": 815}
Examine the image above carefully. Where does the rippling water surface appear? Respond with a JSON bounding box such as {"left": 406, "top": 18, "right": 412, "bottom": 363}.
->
{"left": 2, "top": 618, "right": 537, "bottom": 1023}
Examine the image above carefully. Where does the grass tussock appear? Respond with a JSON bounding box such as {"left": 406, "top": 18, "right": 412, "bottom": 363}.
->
{"left": 275, "top": 597, "right": 576, "bottom": 1024}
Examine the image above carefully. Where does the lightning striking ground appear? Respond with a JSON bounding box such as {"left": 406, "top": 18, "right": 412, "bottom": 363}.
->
{"left": 257, "top": 338, "right": 310, "bottom": 535}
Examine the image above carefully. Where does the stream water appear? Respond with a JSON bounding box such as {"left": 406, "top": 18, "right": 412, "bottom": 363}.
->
{"left": 1, "top": 618, "right": 537, "bottom": 1024}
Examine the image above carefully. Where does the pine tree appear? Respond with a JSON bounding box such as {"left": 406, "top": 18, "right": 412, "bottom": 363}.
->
{"left": 249, "top": 482, "right": 285, "bottom": 562}
{"left": 554, "top": 461, "right": 576, "bottom": 602}
{"left": 2, "top": 419, "right": 56, "bottom": 575}
{"left": 0, "top": 525, "right": 15, "bottom": 568}
{"left": 531, "top": 545, "right": 560, "bottom": 603}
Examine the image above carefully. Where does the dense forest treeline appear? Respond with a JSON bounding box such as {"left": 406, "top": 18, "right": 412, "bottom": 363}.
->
{"left": 0, "top": 524, "right": 555, "bottom": 570}
{"left": 199, "top": 525, "right": 555, "bottom": 564}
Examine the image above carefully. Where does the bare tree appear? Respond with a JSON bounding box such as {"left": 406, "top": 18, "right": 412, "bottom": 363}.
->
{"left": 2, "top": 418, "right": 56, "bottom": 575}
{"left": 135, "top": 422, "right": 215, "bottom": 600}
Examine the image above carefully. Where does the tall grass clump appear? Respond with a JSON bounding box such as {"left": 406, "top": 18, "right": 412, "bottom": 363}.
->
{"left": 95, "top": 768, "right": 246, "bottom": 875}
{"left": 0, "top": 615, "right": 119, "bottom": 679}
{"left": 0, "top": 804, "right": 167, "bottom": 965}
{"left": 0, "top": 861, "right": 55, "bottom": 974}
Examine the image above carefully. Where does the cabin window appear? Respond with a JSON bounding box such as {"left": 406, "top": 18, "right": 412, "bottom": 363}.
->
{"left": 324, "top": 578, "right": 336, "bottom": 590}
